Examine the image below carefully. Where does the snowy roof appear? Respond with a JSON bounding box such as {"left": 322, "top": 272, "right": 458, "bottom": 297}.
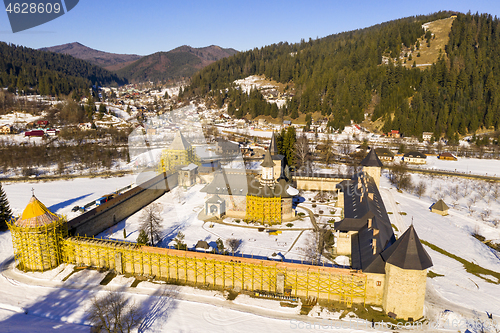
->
{"left": 15, "top": 196, "right": 60, "bottom": 228}
{"left": 181, "top": 163, "right": 198, "bottom": 171}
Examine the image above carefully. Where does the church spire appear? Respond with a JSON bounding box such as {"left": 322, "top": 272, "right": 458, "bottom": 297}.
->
{"left": 269, "top": 131, "right": 278, "bottom": 155}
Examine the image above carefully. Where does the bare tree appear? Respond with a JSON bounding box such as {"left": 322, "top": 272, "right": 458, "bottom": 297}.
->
{"left": 388, "top": 162, "right": 413, "bottom": 191}
{"left": 140, "top": 203, "right": 163, "bottom": 246}
{"left": 301, "top": 229, "right": 328, "bottom": 265}
{"left": 481, "top": 208, "right": 492, "bottom": 222}
{"left": 415, "top": 181, "right": 427, "bottom": 198}
{"left": 339, "top": 138, "right": 352, "bottom": 156}
{"left": 173, "top": 186, "right": 184, "bottom": 204}
{"left": 225, "top": 238, "right": 241, "bottom": 254}
{"left": 467, "top": 198, "right": 476, "bottom": 215}
{"left": 294, "top": 133, "right": 311, "bottom": 172}
{"left": 86, "top": 292, "right": 142, "bottom": 333}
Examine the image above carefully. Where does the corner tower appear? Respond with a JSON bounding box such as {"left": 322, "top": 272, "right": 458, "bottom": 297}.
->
{"left": 381, "top": 225, "right": 433, "bottom": 320}
{"left": 7, "top": 195, "right": 68, "bottom": 272}
{"left": 360, "top": 149, "right": 383, "bottom": 188}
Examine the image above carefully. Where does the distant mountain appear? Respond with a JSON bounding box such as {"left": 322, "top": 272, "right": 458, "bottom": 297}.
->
{"left": 1, "top": 41, "right": 127, "bottom": 95}
{"left": 116, "top": 45, "right": 238, "bottom": 82}
{"left": 40, "top": 42, "right": 142, "bottom": 70}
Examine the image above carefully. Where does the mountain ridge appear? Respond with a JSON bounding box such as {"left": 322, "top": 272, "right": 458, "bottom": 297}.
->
{"left": 40, "top": 42, "right": 142, "bottom": 70}
{"left": 116, "top": 44, "right": 238, "bottom": 82}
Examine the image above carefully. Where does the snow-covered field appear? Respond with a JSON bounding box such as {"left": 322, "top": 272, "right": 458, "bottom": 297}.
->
{"left": 409, "top": 156, "right": 500, "bottom": 177}
{"left": 380, "top": 173, "right": 500, "bottom": 317}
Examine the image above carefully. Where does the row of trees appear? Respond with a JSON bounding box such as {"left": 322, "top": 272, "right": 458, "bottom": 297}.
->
{"left": 0, "top": 138, "right": 129, "bottom": 176}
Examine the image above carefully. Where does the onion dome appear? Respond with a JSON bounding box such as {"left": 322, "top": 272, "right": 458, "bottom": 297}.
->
{"left": 15, "top": 196, "right": 59, "bottom": 228}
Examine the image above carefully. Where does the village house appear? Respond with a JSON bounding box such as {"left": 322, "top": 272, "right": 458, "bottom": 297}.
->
{"left": 387, "top": 130, "right": 400, "bottom": 138}
{"left": 374, "top": 147, "right": 395, "bottom": 161}
{"left": 422, "top": 132, "right": 433, "bottom": 141}
{"left": 438, "top": 152, "right": 457, "bottom": 161}
{"left": 402, "top": 151, "right": 427, "bottom": 164}
{"left": 0, "top": 124, "right": 12, "bottom": 134}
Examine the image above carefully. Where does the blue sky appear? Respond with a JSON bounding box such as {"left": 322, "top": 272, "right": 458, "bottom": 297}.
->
{"left": 1, "top": 0, "right": 500, "bottom": 55}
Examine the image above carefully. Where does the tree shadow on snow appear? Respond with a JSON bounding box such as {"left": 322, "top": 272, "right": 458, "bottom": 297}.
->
{"left": 138, "top": 285, "right": 179, "bottom": 332}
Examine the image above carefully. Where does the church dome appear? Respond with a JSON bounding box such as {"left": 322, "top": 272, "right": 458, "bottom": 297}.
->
{"left": 15, "top": 196, "right": 59, "bottom": 228}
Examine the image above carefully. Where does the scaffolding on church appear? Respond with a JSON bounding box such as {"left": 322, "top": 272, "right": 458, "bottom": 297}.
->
{"left": 8, "top": 217, "right": 68, "bottom": 272}
{"left": 246, "top": 195, "right": 282, "bottom": 225}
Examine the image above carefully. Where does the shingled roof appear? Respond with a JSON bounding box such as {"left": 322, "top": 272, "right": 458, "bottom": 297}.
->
{"left": 360, "top": 149, "right": 383, "bottom": 167}
{"left": 432, "top": 199, "right": 449, "bottom": 212}
{"left": 335, "top": 173, "right": 395, "bottom": 273}
{"left": 168, "top": 130, "right": 191, "bottom": 150}
{"left": 261, "top": 149, "right": 275, "bottom": 168}
{"left": 381, "top": 225, "right": 433, "bottom": 270}
{"left": 269, "top": 131, "right": 279, "bottom": 155}
{"left": 15, "top": 196, "right": 60, "bottom": 228}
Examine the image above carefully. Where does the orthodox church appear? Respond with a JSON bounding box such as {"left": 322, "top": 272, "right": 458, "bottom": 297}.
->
{"left": 201, "top": 132, "right": 298, "bottom": 224}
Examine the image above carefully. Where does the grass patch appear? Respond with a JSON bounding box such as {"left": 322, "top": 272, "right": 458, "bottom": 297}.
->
{"left": 100, "top": 271, "right": 116, "bottom": 285}
{"left": 398, "top": 212, "right": 407, "bottom": 215}
{"left": 421, "top": 240, "right": 500, "bottom": 284}
{"left": 387, "top": 211, "right": 393, "bottom": 214}
{"left": 391, "top": 223, "right": 399, "bottom": 232}
{"left": 427, "top": 270, "right": 444, "bottom": 278}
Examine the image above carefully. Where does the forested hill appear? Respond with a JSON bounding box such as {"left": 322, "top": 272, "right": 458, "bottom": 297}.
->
{"left": 117, "top": 45, "right": 238, "bottom": 83}
{"left": 0, "top": 42, "right": 127, "bottom": 96}
{"left": 182, "top": 11, "right": 500, "bottom": 141}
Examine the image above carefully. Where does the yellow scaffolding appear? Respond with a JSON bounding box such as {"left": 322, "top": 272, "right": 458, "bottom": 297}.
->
{"left": 8, "top": 217, "right": 67, "bottom": 272}
{"left": 62, "top": 237, "right": 366, "bottom": 305}
{"left": 246, "top": 195, "right": 282, "bottom": 225}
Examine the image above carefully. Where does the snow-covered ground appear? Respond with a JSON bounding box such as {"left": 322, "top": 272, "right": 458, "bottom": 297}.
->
{"left": 380, "top": 173, "right": 500, "bottom": 317}
{"left": 408, "top": 156, "right": 500, "bottom": 177}
{"left": 2, "top": 168, "right": 500, "bottom": 331}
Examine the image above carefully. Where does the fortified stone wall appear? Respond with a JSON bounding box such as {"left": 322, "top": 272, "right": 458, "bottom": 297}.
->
{"left": 63, "top": 237, "right": 369, "bottom": 306}
{"left": 67, "top": 173, "right": 178, "bottom": 237}
{"left": 365, "top": 272, "right": 386, "bottom": 305}
{"left": 293, "top": 176, "right": 347, "bottom": 192}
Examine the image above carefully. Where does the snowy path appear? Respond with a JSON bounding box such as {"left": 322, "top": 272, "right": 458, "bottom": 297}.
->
{"left": 380, "top": 187, "right": 406, "bottom": 236}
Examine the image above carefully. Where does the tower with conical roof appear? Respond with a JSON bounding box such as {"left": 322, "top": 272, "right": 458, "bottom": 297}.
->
{"left": 360, "top": 149, "right": 383, "bottom": 188}
{"left": 158, "top": 130, "right": 197, "bottom": 172}
{"left": 260, "top": 149, "right": 276, "bottom": 186}
{"left": 7, "top": 195, "right": 67, "bottom": 272}
{"left": 381, "top": 225, "right": 432, "bottom": 320}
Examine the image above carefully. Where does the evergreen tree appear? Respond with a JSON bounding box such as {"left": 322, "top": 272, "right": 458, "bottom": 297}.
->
{"left": 137, "top": 229, "right": 149, "bottom": 245}
{"left": 0, "top": 183, "right": 12, "bottom": 230}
